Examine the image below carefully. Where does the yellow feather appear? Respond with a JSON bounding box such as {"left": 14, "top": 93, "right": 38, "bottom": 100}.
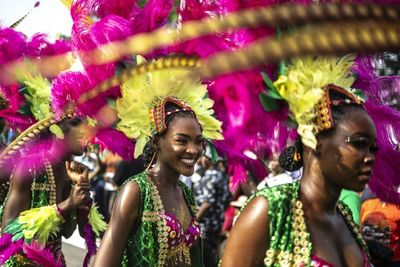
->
{"left": 22, "top": 75, "right": 53, "bottom": 120}
{"left": 116, "top": 56, "right": 223, "bottom": 157}
{"left": 274, "top": 55, "right": 356, "bottom": 149}
{"left": 88, "top": 205, "right": 107, "bottom": 237}
{"left": 18, "top": 205, "right": 63, "bottom": 244}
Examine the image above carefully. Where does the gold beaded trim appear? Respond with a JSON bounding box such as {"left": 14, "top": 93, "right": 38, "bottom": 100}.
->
{"left": 337, "top": 202, "right": 370, "bottom": 258}
{"left": 292, "top": 200, "right": 312, "bottom": 265}
{"left": 146, "top": 175, "right": 193, "bottom": 266}
{"left": 0, "top": 111, "right": 75, "bottom": 160}
{"left": 31, "top": 158, "right": 57, "bottom": 205}
{"left": 315, "top": 90, "right": 332, "bottom": 133}
{"left": 315, "top": 84, "right": 365, "bottom": 133}
{"left": 142, "top": 211, "right": 161, "bottom": 222}
{"left": 263, "top": 199, "right": 311, "bottom": 266}
{"left": 166, "top": 241, "right": 191, "bottom": 265}
{"left": 79, "top": 55, "right": 200, "bottom": 104}
{"left": 146, "top": 176, "right": 171, "bottom": 267}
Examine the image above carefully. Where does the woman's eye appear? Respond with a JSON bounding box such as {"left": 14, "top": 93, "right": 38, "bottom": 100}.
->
{"left": 175, "top": 139, "right": 187, "bottom": 144}
{"left": 196, "top": 139, "right": 205, "bottom": 146}
{"left": 350, "top": 139, "right": 368, "bottom": 148}
{"left": 350, "top": 139, "right": 369, "bottom": 149}
{"left": 370, "top": 146, "right": 380, "bottom": 154}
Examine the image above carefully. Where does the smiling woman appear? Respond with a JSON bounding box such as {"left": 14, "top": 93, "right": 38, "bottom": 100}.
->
{"left": 92, "top": 56, "right": 223, "bottom": 267}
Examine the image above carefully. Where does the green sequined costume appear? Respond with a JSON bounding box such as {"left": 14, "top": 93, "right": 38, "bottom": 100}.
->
{"left": 1, "top": 164, "right": 66, "bottom": 267}
{"left": 120, "top": 172, "right": 203, "bottom": 267}
{"left": 236, "top": 181, "right": 369, "bottom": 266}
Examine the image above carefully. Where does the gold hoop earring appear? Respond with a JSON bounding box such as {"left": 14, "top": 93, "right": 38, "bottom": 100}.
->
{"left": 145, "top": 152, "right": 156, "bottom": 172}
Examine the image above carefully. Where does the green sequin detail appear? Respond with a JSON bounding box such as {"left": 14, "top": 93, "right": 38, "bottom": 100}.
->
{"left": 1, "top": 167, "right": 60, "bottom": 266}
{"left": 232, "top": 181, "right": 369, "bottom": 266}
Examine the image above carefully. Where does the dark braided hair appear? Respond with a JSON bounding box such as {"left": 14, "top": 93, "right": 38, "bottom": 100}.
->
{"left": 279, "top": 88, "right": 365, "bottom": 172}
{"left": 143, "top": 102, "right": 200, "bottom": 167}
{"left": 278, "top": 136, "right": 303, "bottom": 172}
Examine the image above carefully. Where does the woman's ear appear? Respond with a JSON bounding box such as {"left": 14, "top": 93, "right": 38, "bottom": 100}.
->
{"left": 314, "top": 140, "right": 322, "bottom": 157}
{"left": 152, "top": 136, "right": 160, "bottom": 151}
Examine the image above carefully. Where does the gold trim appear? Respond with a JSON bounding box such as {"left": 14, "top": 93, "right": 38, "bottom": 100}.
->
{"left": 0, "top": 111, "right": 75, "bottom": 160}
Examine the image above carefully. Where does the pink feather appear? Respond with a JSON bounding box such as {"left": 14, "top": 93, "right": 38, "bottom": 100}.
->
{"left": 51, "top": 71, "right": 109, "bottom": 118}
{"left": 83, "top": 223, "right": 97, "bottom": 267}
{"left": 90, "top": 15, "right": 133, "bottom": 46}
{"left": 131, "top": 0, "right": 173, "bottom": 34}
{"left": 0, "top": 27, "right": 26, "bottom": 65}
{"left": 179, "top": 0, "right": 220, "bottom": 21}
{"left": 96, "top": 0, "right": 138, "bottom": 18}
{"left": 0, "top": 234, "right": 23, "bottom": 264}
{"left": 353, "top": 55, "right": 400, "bottom": 205}
{"left": 23, "top": 241, "right": 63, "bottom": 267}
{"left": 25, "top": 33, "right": 71, "bottom": 58}
{"left": 93, "top": 128, "right": 135, "bottom": 160}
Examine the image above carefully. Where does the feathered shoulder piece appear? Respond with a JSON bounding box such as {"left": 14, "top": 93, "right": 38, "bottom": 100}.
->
{"left": 116, "top": 56, "right": 223, "bottom": 158}
{"left": 273, "top": 55, "right": 360, "bottom": 149}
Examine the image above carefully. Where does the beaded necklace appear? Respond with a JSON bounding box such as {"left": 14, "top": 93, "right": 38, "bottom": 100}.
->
{"left": 30, "top": 158, "right": 57, "bottom": 206}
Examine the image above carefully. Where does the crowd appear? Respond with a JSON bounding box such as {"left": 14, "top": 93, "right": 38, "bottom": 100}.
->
{"left": 0, "top": 1, "right": 400, "bottom": 267}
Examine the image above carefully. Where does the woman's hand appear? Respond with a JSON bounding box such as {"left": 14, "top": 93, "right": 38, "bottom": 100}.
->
{"left": 58, "top": 162, "right": 91, "bottom": 214}
{"left": 67, "top": 178, "right": 91, "bottom": 210}
{"left": 66, "top": 161, "right": 89, "bottom": 184}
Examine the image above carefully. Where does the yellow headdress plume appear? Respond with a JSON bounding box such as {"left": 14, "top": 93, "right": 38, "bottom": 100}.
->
{"left": 274, "top": 55, "right": 359, "bottom": 149}
{"left": 116, "top": 56, "right": 223, "bottom": 158}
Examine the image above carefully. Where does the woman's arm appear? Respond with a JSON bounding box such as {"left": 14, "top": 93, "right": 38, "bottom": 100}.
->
{"left": 1, "top": 166, "right": 32, "bottom": 232}
{"left": 92, "top": 181, "right": 141, "bottom": 266}
{"left": 221, "top": 196, "right": 270, "bottom": 267}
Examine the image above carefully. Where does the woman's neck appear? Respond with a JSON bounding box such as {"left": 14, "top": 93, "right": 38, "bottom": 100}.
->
{"left": 49, "top": 140, "right": 70, "bottom": 162}
{"left": 150, "top": 161, "right": 180, "bottom": 189}
{"left": 300, "top": 160, "right": 342, "bottom": 214}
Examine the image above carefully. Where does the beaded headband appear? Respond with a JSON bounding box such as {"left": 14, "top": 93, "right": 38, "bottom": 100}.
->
{"left": 316, "top": 84, "right": 364, "bottom": 133}
{"left": 151, "top": 96, "right": 194, "bottom": 135}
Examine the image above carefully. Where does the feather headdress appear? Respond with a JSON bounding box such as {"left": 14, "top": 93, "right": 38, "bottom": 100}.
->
{"left": 116, "top": 56, "right": 223, "bottom": 158}
{"left": 274, "top": 55, "right": 359, "bottom": 149}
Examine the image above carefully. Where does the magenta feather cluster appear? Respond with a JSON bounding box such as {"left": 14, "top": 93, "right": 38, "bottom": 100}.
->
{"left": 353, "top": 55, "right": 400, "bottom": 205}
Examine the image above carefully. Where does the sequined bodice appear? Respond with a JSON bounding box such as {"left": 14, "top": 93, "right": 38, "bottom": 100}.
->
{"left": 164, "top": 212, "right": 201, "bottom": 248}
{"left": 311, "top": 253, "right": 372, "bottom": 267}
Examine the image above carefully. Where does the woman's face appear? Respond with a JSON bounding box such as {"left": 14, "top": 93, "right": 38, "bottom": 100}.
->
{"left": 64, "top": 119, "right": 86, "bottom": 156}
{"left": 318, "top": 109, "right": 378, "bottom": 192}
{"left": 157, "top": 115, "right": 204, "bottom": 176}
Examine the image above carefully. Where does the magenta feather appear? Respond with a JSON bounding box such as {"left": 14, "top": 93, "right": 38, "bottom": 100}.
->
{"left": 23, "top": 241, "right": 63, "bottom": 267}
{"left": 352, "top": 55, "right": 400, "bottom": 205}
{"left": 208, "top": 70, "right": 293, "bottom": 190}
{"left": 51, "top": 71, "right": 89, "bottom": 117}
{"left": 90, "top": 15, "right": 133, "bottom": 46}
{"left": 0, "top": 84, "right": 35, "bottom": 130}
{"left": 93, "top": 128, "right": 135, "bottom": 160}
{"left": 131, "top": 0, "right": 173, "bottom": 34}
{"left": 51, "top": 71, "right": 109, "bottom": 118}
{"left": 96, "top": 0, "right": 138, "bottom": 18}
{"left": 229, "top": 164, "right": 247, "bottom": 192}
{"left": 0, "top": 234, "right": 23, "bottom": 264}
{"left": 0, "top": 112, "right": 35, "bottom": 131}
{"left": 83, "top": 223, "right": 97, "bottom": 267}
{"left": 0, "top": 27, "right": 26, "bottom": 65}
{"left": 25, "top": 33, "right": 71, "bottom": 58}
{"left": 179, "top": 0, "right": 220, "bottom": 21}
{"left": 365, "top": 101, "right": 400, "bottom": 205}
